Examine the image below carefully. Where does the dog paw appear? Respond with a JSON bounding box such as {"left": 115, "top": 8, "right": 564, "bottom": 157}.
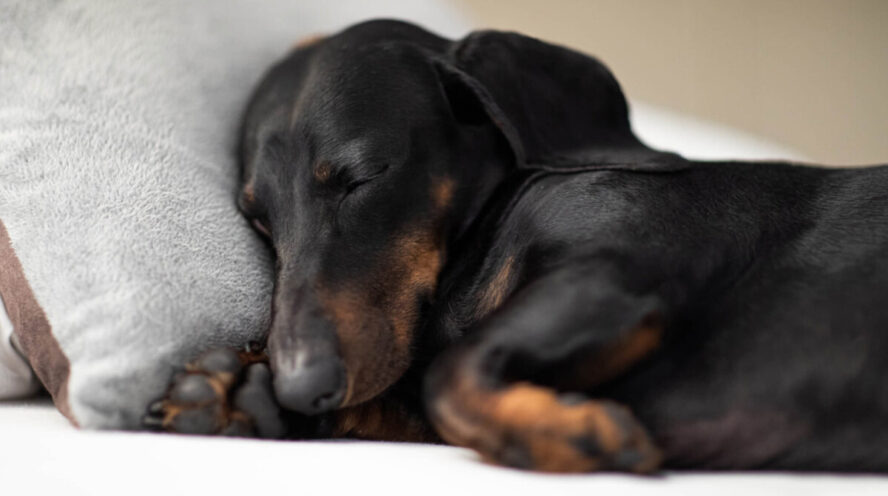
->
{"left": 429, "top": 381, "right": 662, "bottom": 473}
{"left": 142, "top": 346, "right": 287, "bottom": 439}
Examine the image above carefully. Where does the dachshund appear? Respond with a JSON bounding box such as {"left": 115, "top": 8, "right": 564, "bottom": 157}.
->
{"left": 145, "top": 20, "right": 888, "bottom": 473}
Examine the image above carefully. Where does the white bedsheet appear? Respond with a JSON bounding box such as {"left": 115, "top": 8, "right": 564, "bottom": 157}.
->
{"left": 2, "top": 397, "right": 886, "bottom": 496}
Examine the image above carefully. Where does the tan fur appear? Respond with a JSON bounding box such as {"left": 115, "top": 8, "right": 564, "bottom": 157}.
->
{"left": 475, "top": 256, "right": 515, "bottom": 318}
{"left": 332, "top": 398, "right": 439, "bottom": 442}
{"left": 430, "top": 372, "right": 661, "bottom": 472}
{"left": 432, "top": 177, "right": 455, "bottom": 211}
{"left": 555, "top": 315, "right": 663, "bottom": 390}
{"left": 320, "top": 227, "right": 443, "bottom": 406}
{"left": 318, "top": 178, "right": 454, "bottom": 406}
{"left": 314, "top": 161, "right": 332, "bottom": 183}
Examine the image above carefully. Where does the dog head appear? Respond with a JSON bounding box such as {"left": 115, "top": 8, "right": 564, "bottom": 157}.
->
{"left": 238, "top": 20, "right": 658, "bottom": 414}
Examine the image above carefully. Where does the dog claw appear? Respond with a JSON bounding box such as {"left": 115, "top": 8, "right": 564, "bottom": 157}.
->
{"left": 142, "top": 412, "right": 165, "bottom": 430}
{"left": 220, "top": 418, "right": 253, "bottom": 437}
{"left": 496, "top": 441, "right": 534, "bottom": 469}
{"left": 147, "top": 399, "right": 165, "bottom": 415}
{"left": 613, "top": 449, "right": 646, "bottom": 471}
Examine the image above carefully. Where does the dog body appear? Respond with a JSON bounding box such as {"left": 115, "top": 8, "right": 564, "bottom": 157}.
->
{"left": 427, "top": 161, "right": 888, "bottom": 470}
{"left": 149, "top": 20, "right": 888, "bottom": 472}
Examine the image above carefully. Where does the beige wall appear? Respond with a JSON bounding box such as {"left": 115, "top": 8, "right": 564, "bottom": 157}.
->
{"left": 454, "top": 0, "right": 888, "bottom": 165}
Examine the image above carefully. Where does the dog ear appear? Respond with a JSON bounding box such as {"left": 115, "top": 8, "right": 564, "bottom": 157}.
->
{"left": 438, "top": 30, "right": 685, "bottom": 173}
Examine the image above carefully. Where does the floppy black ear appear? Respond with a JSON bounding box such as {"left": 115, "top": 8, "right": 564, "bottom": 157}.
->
{"left": 439, "top": 30, "right": 685, "bottom": 173}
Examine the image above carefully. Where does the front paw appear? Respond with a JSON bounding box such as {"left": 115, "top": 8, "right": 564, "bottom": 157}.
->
{"left": 428, "top": 378, "right": 662, "bottom": 473}
{"left": 143, "top": 347, "right": 287, "bottom": 439}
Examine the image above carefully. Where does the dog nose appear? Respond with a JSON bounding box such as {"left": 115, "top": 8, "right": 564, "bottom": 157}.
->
{"left": 273, "top": 359, "right": 346, "bottom": 415}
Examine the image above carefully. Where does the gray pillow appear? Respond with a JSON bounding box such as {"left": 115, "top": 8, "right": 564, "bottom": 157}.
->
{"left": 0, "top": 0, "right": 467, "bottom": 428}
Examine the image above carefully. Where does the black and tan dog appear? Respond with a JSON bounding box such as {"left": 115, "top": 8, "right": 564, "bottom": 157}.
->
{"left": 145, "top": 20, "right": 888, "bottom": 473}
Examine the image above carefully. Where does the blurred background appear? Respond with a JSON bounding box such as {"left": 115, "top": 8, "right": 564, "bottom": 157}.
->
{"left": 454, "top": 0, "right": 887, "bottom": 165}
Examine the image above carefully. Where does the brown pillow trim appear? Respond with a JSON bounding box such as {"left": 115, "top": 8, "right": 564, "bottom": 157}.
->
{"left": 0, "top": 218, "right": 75, "bottom": 424}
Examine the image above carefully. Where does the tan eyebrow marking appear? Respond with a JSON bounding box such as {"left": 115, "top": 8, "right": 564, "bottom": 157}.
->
{"left": 314, "top": 161, "right": 333, "bottom": 183}
{"left": 432, "top": 177, "right": 456, "bottom": 212}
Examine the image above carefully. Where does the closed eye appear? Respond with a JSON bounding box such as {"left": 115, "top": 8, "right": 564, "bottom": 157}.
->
{"left": 344, "top": 164, "right": 389, "bottom": 196}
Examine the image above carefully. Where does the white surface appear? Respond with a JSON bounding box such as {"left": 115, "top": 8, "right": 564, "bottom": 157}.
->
{"left": 631, "top": 101, "right": 808, "bottom": 162}
{"left": 1, "top": 399, "right": 886, "bottom": 496}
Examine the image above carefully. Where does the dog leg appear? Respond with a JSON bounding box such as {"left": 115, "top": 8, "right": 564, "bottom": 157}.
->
{"left": 425, "top": 265, "right": 665, "bottom": 472}
{"left": 143, "top": 344, "right": 289, "bottom": 438}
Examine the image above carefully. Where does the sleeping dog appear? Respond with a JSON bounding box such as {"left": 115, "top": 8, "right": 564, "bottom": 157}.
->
{"left": 145, "top": 20, "right": 888, "bottom": 473}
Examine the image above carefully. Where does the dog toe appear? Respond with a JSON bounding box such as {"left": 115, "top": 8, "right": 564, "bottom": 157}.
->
{"left": 147, "top": 399, "right": 165, "bottom": 416}
{"left": 168, "top": 404, "right": 222, "bottom": 435}
{"left": 142, "top": 404, "right": 165, "bottom": 431}
{"left": 232, "top": 363, "right": 286, "bottom": 439}
{"left": 169, "top": 374, "right": 220, "bottom": 404}
{"left": 220, "top": 416, "right": 254, "bottom": 437}
{"left": 148, "top": 347, "right": 288, "bottom": 438}
{"left": 192, "top": 348, "right": 244, "bottom": 375}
